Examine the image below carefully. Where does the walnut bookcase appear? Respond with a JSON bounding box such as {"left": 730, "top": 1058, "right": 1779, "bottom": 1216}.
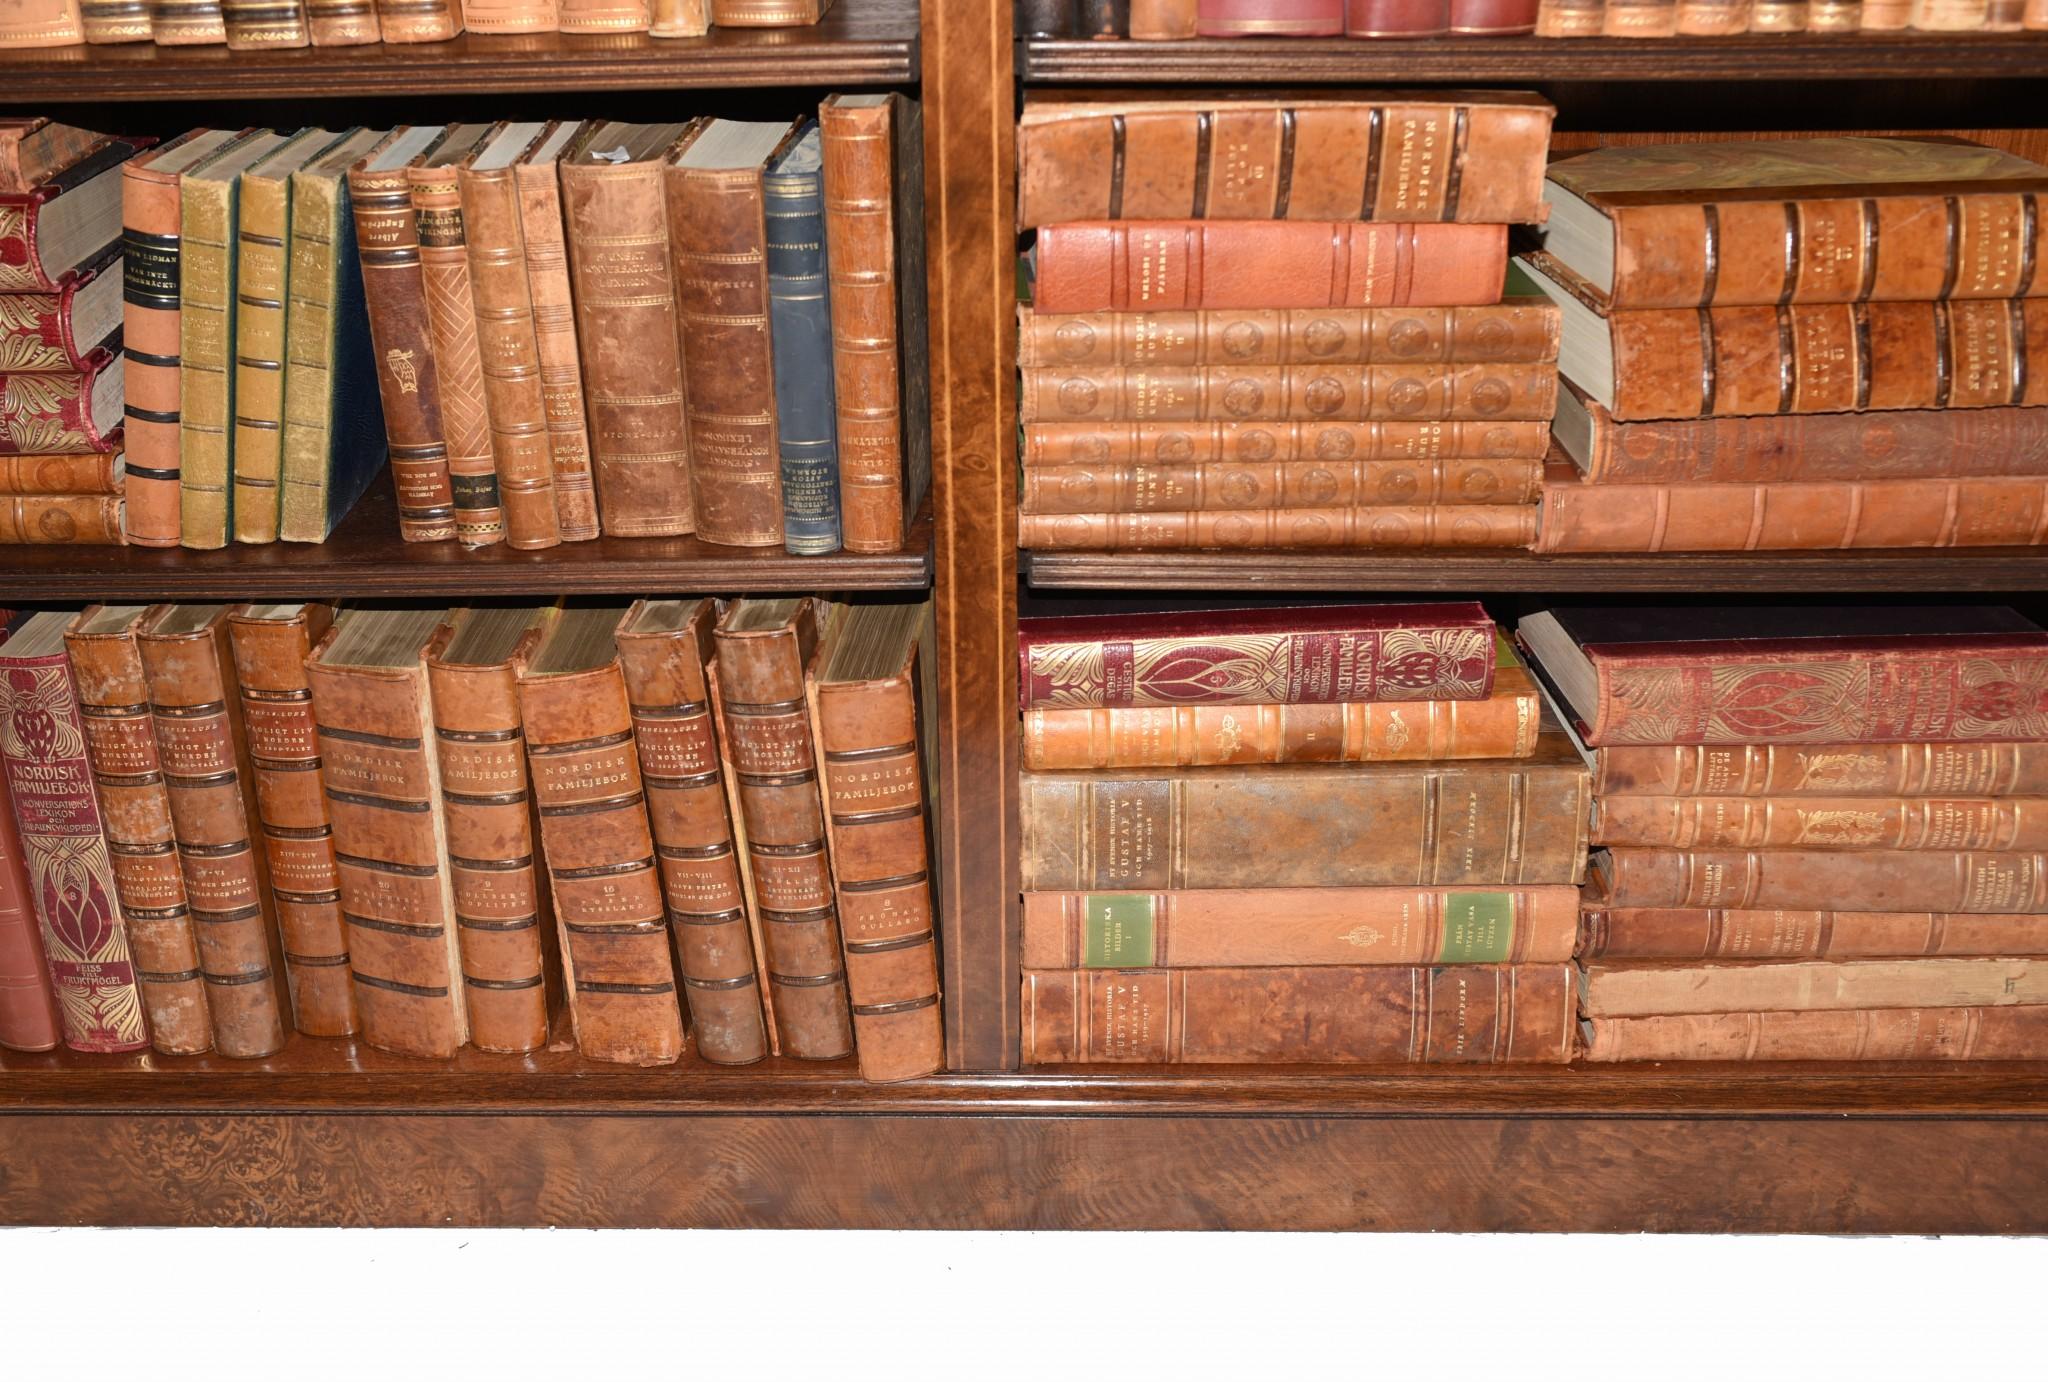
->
{"left": 3, "top": 0, "right": 2048, "bottom": 1233}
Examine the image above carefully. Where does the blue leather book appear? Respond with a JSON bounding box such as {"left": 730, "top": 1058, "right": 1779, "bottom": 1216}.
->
{"left": 764, "top": 123, "right": 842, "bottom": 556}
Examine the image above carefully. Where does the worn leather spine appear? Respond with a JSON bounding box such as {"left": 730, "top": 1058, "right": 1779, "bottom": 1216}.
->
{"left": 1130, "top": 0, "right": 1198, "bottom": 31}
{"left": 1600, "top": 0, "right": 1676, "bottom": 28}
{"left": 1022, "top": 362, "right": 1556, "bottom": 425}
{"left": 464, "top": 0, "right": 554, "bottom": 24}
{"left": 1597, "top": 846, "right": 2048, "bottom": 913}
{"left": 518, "top": 653, "right": 685, "bottom": 1066}
{"left": 1580, "top": 902, "right": 2048, "bottom": 960}
{"left": 0, "top": 353, "right": 122, "bottom": 454}
{"left": 1535, "top": 0, "right": 1605, "bottom": 34}
{"left": 1021, "top": 504, "right": 1538, "bottom": 550}
{"left": 458, "top": 153, "right": 561, "bottom": 550}
{"left": 373, "top": 0, "right": 462, "bottom": 38}
{"left": 1198, "top": 0, "right": 1340, "bottom": 29}
{"left": 1345, "top": 0, "right": 1452, "bottom": 34}
{"left": 765, "top": 125, "right": 842, "bottom": 555}
{"left": 64, "top": 612, "right": 213, "bottom": 1056}
{"left": 1019, "top": 304, "right": 1561, "bottom": 369}
{"left": 121, "top": 135, "right": 202, "bottom": 547}
{"left": 615, "top": 602, "right": 767, "bottom": 1065}
{"left": 1675, "top": 0, "right": 1748, "bottom": 29}
{"left": 222, "top": 0, "right": 310, "bottom": 43}
{"left": 179, "top": 166, "right": 243, "bottom": 551}
{"left": 232, "top": 150, "right": 298, "bottom": 543}
{"left": 2, "top": 268, "right": 122, "bottom": 372}
{"left": 0, "top": 764, "right": 62, "bottom": 1051}
{"left": 710, "top": 0, "right": 829, "bottom": 20}
{"left": 1024, "top": 457, "right": 1542, "bottom": 513}
{"left": 304, "top": 0, "right": 379, "bottom": 39}
{"left": 1079, "top": 0, "right": 1128, "bottom": 31}
{"left": 1449, "top": 0, "right": 1539, "bottom": 29}
{"left": 1585, "top": 1006, "right": 2048, "bottom": 1062}
{"left": 0, "top": 497, "right": 126, "bottom": 544}
{"left": 227, "top": 605, "right": 357, "bottom": 1036}
{"left": 411, "top": 154, "right": 504, "bottom": 549}
{"left": 147, "top": 0, "right": 226, "bottom": 39}
{"left": 1023, "top": 420, "right": 1553, "bottom": 466}
{"left": 1591, "top": 741, "right": 2048, "bottom": 799}
{"left": 648, "top": 0, "right": 705, "bottom": 30}
{"left": 1597, "top": 793, "right": 2048, "bottom": 851}
{"left": 1033, "top": 222, "right": 1510, "bottom": 313}
{"left": 560, "top": 0, "right": 647, "bottom": 27}
{"left": 1584, "top": 956, "right": 2048, "bottom": 1018}
{"left": 1747, "top": 0, "right": 1808, "bottom": 29}
{"left": 350, "top": 151, "right": 457, "bottom": 543}
{"left": 0, "top": 455, "right": 120, "bottom": 493}
{"left": 81, "top": 0, "right": 152, "bottom": 38}
{"left": 514, "top": 132, "right": 599, "bottom": 542}
{"left": 1023, "top": 964, "right": 1574, "bottom": 1064}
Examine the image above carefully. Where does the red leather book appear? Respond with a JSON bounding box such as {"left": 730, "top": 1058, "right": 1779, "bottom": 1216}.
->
{"left": 1196, "top": 0, "right": 1344, "bottom": 30}
{"left": 0, "top": 120, "right": 110, "bottom": 196}
{"left": 1584, "top": 1007, "right": 2048, "bottom": 1062}
{"left": 0, "top": 138, "right": 147, "bottom": 295}
{"left": 1344, "top": 0, "right": 1448, "bottom": 31}
{"left": 1020, "top": 456, "right": 1542, "bottom": 513}
{"left": 1019, "top": 504, "right": 1539, "bottom": 551}
{"left": 1019, "top": 601, "right": 1496, "bottom": 709}
{"left": 1019, "top": 362, "right": 1556, "bottom": 424}
{"left": 1016, "top": 303, "right": 1561, "bottom": 370}
{"left": 0, "top": 256, "right": 122, "bottom": 373}
{"left": 1596, "top": 793, "right": 2048, "bottom": 851}
{"left": 1448, "top": 0, "right": 1537, "bottom": 28}
{"left": 0, "top": 350, "right": 123, "bottom": 454}
{"left": 1590, "top": 741, "right": 2048, "bottom": 799}
{"left": 0, "top": 746, "right": 62, "bottom": 1051}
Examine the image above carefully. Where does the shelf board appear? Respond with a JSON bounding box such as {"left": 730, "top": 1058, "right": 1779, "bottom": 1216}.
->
{"left": 1019, "top": 32, "right": 2048, "bottom": 85}
{"left": 0, "top": 475, "right": 931, "bottom": 600}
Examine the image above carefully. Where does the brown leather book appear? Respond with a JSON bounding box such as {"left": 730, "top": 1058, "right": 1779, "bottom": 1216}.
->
{"left": 519, "top": 607, "right": 685, "bottom": 1066}
{"left": 1597, "top": 793, "right": 2048, "bottom": 851}
{"left": 1584, "top": 1006, "right": 2048, "bottom": 1061}
{"left": 1022, "top": 457, "right": 1542, "bottom": 514}
{"left": 350, "top": 127, "right": 458, "bottom": 544}
{"left": 1033, "top": 222, "right": 1510, "bottom": 314}
{"left": 648, "top": 0, "right": 705, "bottom": 31}
{"left": 81, "top": 0, "right": 151, "bottom": 40}
{"left": 711, "top": 0, "right": 831, "bottom": 20}
{"left": 64, "top": 607, "right": 214, "bottom": 1056}
{"left": 1022, "top": 420, "right": 1554, "bottom": 467}
{"left": 1024, "top": 886, "right": 1580, "bottom": 968}
{"left": 615, "top": 599, "right": 768, "bottom": 1066}
{"left": 0, "top": 0, "right": 84, "bottom": 44}
{"left": 374, "top": 0, "right": 463, "bottom": 38}
{"left": 1535, "top": 0, "right": 1604, "bottom": 33}
{"left": 226, "top": 602, "right": 357, "bottom": 1037}
{"left": 0, "top": 454, "right": 120, "bottom": 493}
{"left": 714, "top": 598, "right": 854, "bottom": 1060}
{"left": 1023, "top": 964, "right": 1574, "bottom": 1064}
{"left": 1020, "top": 505, "right": 1539, "bottom": 551}
{"left": 222, "top": 0, "right": 310, "bottom": 44}
{"left": 1595, "top": 846, "right": 2048, "bottom": 913}
{"left": 561, "top": 121, "right": 698, "bottom": 538}
{"left": 1017, "top": 94, "right": 1555, "bottom": 227}
{"left": 465, "top": 0, "right": 554, "bottom": 24}
{"left": 1599, "top": 0, "right": 1675, "bottom": 29}
{"left": 0, "top": 119, "right": 109, "bottom": 193}
{"left": 1130, "top": 0, "right": 1198, "bottom": 31}
{"left": 305, "top": 0, "right": 379, "bottom": 39}
{"left": 1022, "top": 726, "right": 1590, "bottom": 890}
{"left": 0, "top": 496, "right": 126, "bottom": 545}
{"left": 560, "top": 0, "right": 646, "bottom": 26}
{"left": 424, "top": 607, "right": 557, "bottom": 1055}
{"left": 1579, "top": 897, "right": 2048, "bottom": 960}
{"left": 2028, "top": 0, "right": 2046, "bottom": 26}
{"left": 514, "top": 121, "right": 599, "bottom": 542}
{"left": 458, "top": 123, "right": 563, "bottom": 552}
{"left": 1591, "top": 741, "right": 2048, "bottom": 799}
{"left": 308, "top": 607, "right": 469, "bottom": 1059}
{"left": 0, "top": 759, "right": 62, "bottom": 1051}
{"left": 137, "top": 605, "right": 295, "bottom": 1059}
{"left": 1018, "top": 303, "right": 1561, "bottom": 369}
{"left": 1583, "top": 956, "right": 2048, "bottom": 1017}
{"left": 1019, "top": 362, "right": 1557, "bottom": 425}
{"left": 409, "top": 125, "right": 504, "bottom": 550}
{"left": 1674, "top": 0, "right": 1748, "bottom": 28}
{"left": 146, "top": 0, "right": 225, "bottom": 40}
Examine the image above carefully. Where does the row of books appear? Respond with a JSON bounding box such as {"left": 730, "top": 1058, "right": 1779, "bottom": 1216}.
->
{"left": 0, "top": 0, "right": 830, "bottom": 48}
{"left": 1536, "top": 0, "right": 2048, "bottom": 32}
{"left": 0, "top": 596, "right": 942, "bottom": 1084}
{"left": 1021, "top": 0, "right": 2048, "bottom": 35}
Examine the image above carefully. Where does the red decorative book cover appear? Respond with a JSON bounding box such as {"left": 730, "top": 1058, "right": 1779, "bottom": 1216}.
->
{"left": 0, "top": 258, "right": 118, "bottom": 373}
{"left": 0, "top": 752, "right": 62, "bottom": 1051}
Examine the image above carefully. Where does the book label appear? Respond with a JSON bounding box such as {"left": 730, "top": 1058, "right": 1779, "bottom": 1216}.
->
{"left": 1438, "top": 890, "right": 1515, "bottom": 962}
{"left": 1083, "top": 893, "right": 1154, "bottom": 968}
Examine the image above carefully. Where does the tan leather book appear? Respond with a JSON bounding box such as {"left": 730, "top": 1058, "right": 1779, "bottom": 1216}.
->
{"left": 1597, "top": 793, "right": 2048, "bottom": 851}
{"left": 615, "top": 599, "right": 767, "bottom": 1066}
{"left": 1596, "top": 846, "right": 2048, "bottom": 914}
{"left": 308, "top": 607, "right": 469, "bottom": 1059}
{"left": 1585, "top": 1006, "right": 2048, "bottom": 1061}
{"left": 374, "top": 0, "right": 462, "bottom": 38}
{"left": 0, "top": 453, "right": 121, "bottom": 494}
{"left": 1019, "top": 505, "right": 1539, "bottom": 551}
{"left": 1018, "top": 94, "right": 1554, "bottom": 228}
{"left": 2027, "top": 0, "right": 2046, "bottom": 27}
{"left": 148, "top": 0, "right": 225, "bottom": 38}
{"left": 648, "top": 0, "right": 706, "bottom": 32}
{"left": 1130, "top": 0, "right": 1198, "bottom": 32}
{"left": 1018, "top": 362, "right": 1558, "bottom": 425}
{"left": 424, "top": 608, "right": 558, "bottom": 1055}
{"left": 711, "top": 0, "right": 831, "bottom": 20}
{"left": 1023, "top": 964, "right": 1575, "bottom": 1063}
{"left": 1023, "top": 457, "right": 1542, "bottom": 514}
{"left": 513, "top": 120, "right": 599, "bottom": 542}
{"left": 465, "top": 0, "right": 554, "bottom": 25}
{"left": 222, "top": 0, "right": 310, "bottom": 43}
{"left": 350, "top": 127, "right": 458, "bottom": 544}
{"left": 561, "top": 121, "right": 698, "bottom": 538}
{"left": 409, "top": 125, "right": 504, "bottom": 550}
{"left": 1599, "top": 0, "right": 1675, "bottom": 26}
{"left": 714, "top": 598, "right": 854, "bottom": 1060}
{"left": 1535, "top": 0, "right": 1604, "bottom": 33}
{"left": 0, "top": 119, "right": 109, "bottom": 192}
{"left": 1018, "top": 303, "right": 1562, "bottom": 369}
{"left": 560, "top": 0, "right": 646, "bottom": 27}
{"left": 1583, "top": 957, "right": 2048, "bottom": 1018}
{"left": 1579, "top": 897, "right": 2048, "bottom": 961}
{"left": 137, "top": 605, "right": 295, "bottom": 1059}
{"left": 305, "top": 0, "right": 378, "bottom": 38}
{"left": 1747, "top": 0, "right": 1807, "bottom": 26}
{"left": 458, "top": 123, "right": 562, "bottom": 552}
{"left": 226, "top": 602, "right": 358, "bottom": 1037}
{"left": 1809, "top": 0, "right": 1858, "bottom": 22}
{"left": 81, "top": 0, "right": 151, "bottom": 39}
{"left": 1022, "top": 420, "right": 1554, "bottom": 467}
{"left": 518, "top": 605, "right": 685, "bottom": 1066}
{"left": 1863, "top": 0, "right": 1909, "bottom": 21}
{"left": 1591, "top": 741, "right": 2048, "bottom": 799}
{"left": 0, "top": 496, "right": 126, "bottom": 544}
{"left": 1675, "top": 0, "right": 1747, "bottom": 27}
{"left": 63, "top": 607, "right": 214, "bottom": 1056}
{"left": 808, "top": 600, "right": 943, "bottom": 1083}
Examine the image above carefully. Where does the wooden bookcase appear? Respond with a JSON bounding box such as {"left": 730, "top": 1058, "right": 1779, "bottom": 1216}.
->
{"left": 4, "top": 0, "right": 2048, "bottom": 1233}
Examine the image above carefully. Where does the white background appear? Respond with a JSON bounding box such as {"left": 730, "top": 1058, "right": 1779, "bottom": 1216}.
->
{"left": 3, "top": 1228, "right": 2040, "bottom": 1379}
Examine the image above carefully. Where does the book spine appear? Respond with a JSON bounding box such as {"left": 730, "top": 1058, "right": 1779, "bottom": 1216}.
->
{"left": 1022, "top": 964, "right": 1573, "bottom": 1064}
{"left": 0, "top": 648, "right": 149, "bottom": 1053}
{"left": 648, "top": 0, "right": 706, "bottom": 31}
{"left": 1909, "top": 0, "right": 1986, "bottom": 26}
{"left": 123, "top": 156, "right": 186, "bottom": 547}
{"left": 513, "top": 155, "right": 599, "bottom": 542}
{"left": 1448, "top": 0, "right": 1538, "bottom": 29}
{"left": 1536, "top": 0, "right": 1606, "bottom": 32}
{"left": 1020, "top": 363, "right": 1556, "bottom": 424}
{"left": 226, "top": 608, "right": 357, "bottom": 1037}
{"left": 1022, "top": 458, "right": 1542, "bottom": 513}
{"left": 1025, "top": 886, "right": 1581, "bottom": 968}
{"left": 559, "top": 0, "right": 647, "bottom": 27}
{"left": 1808, "top": 0, "right": 1857, "bottom": 22}
{"left": 410, "top": 163, "right": 504, "bottom": 549}
{"left": 560, "top": 158, "right": 695, "bottom": 538}
{"left": 0, "top": 202, "right": 57, "bottom": 293}
{"left": 1017, "top": 0, "right": 1077, "bottom": 33}
{"left": 232, "top": 173, "right": 293, "bottom": 544}
{"left": 1020, "top": 504, "right": 1538, "bottom": 550}
{"left": 349, "top": 162, "right": 457, "bottom": 544}
{"left": 457, "top": 164, "right": 561, "bottom": 551}
{"left": 2028, "top": 0, "right": 2046, "bottom": 28}
{"left": 1345, "top": 0, "right": 1450, "bottom": 31}
{"left": 1601, "top": 0, "right": 1676, "bottom": 28}
{"left": 180, "top": 173, "right": 239, "bottom": 551}
{"left": 668, "top": 162, "right": 784, "bottom": 549}
{"left": 1597, "top": 794, "right": 2048, "bottom": 851}
{"left": 148, "top": 0, "right": 226, "bottom": 39}
{"left": 1584, "top": 956, "right": 2048, "bottom": 1018}
{"left": 1580, "top": 905, "right": 2048, "bottom": 960}
{"left": 1078, "top": 0, "right": 1127, "bottom": 32}
{"left": 1986, "top": 0, "right": 2023, "bottom": 25}
{"left": 1862, "top": 0, "right": 1908, "bottom": 21}
{"left": 64, "top": 621, "right": 214, "bottom": 1055}
{"left": 1032, "top": 222, "right": 1510, "bottom": 313}
{"left": 222, "top": 0, "right": 310, "bottom": 43}
{"left": 1129, "top": 0, "right": 1197, "bottom": 32}
{"left": 1584, "top": 1006, "right": 2048, "bottom": 1062}
{"left": 81, "top": 0, "right": 153, "bottom": 38}
{"left": 463, "top": 0, "right": 556, "bottom": 25}
{"left": 1747, "top": 0, "right": 1807, "bottom": 27}
{"left": 0, "top": 283, "right": 98, "bottom": 373}
{"left": 766, "top": 141, "right": 842, "bottom": 556}
{"left": 305, "top": 0, "right": 378, "bottom": 39}
{"left": 0, "top": 496, "right": 126, "bottom": 545}
{"left": 1017, "top": 304, "right": 1561, "bottom": 369}
{"left": 1594, "top": 742, "right": 2048, "bottom": 799}
{"left": 1675, "top": 0, "right": 1747, "bottom": 27}
{"left": 373, "top": 0, "right": 462, "bottom": 38}
{"left": 1582, "top": 407, "right": 2048, "bottom": 485}
{"left": 1196, "top": 0, "right": 1342, "bottom": 27}
{"left": 0, "top": 765, "right": 62, "bottom": 1051}
{"left": 1023, "top": 420, "right": 1554, "bottom": 466}
{"left": 1020, "top": 762, "right": 1591, "bottom": 889}
{"left": 0, "top": 455, "right": 120, "bottom": 494}
{"left": 0, "top": 126, "right": 110, "bottom": 191}
{"left": 710, "top": 0, "right": 824, "bottom": 20}
{"left": 518, "top": 662, "right": 685, "bottom": 1066}
{"left": 0, "top": 355, "right": 119, "bottom": 455}
{"left": 1599, "top": 847, "right": 2048, "bottom": 913}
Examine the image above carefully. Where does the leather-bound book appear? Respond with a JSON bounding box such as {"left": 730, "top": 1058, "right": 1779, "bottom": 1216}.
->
{"left": 561, "top": 0, "right": 647, "bottom": 27}
{"left": 149, "top": 0, "right": 226, "bottom": 37}
{"left": 1019, "top": 361, "right": 1556, "bottom": 424}
{"left": 308, "top": 607, "right": 469, "bottom": 1059}
{"left": 0, "top": 137, "right": 143, "bottom": 294}
{"left": 0, "top": 352, "right": 123, "bottom": 455}
{"left": 1595, "top": 846, "right": 2048, "bottom": 913}
{"left": 649, "top": 0, "right": 706, "bottom": 32}
{"left": 1017, "top": 94, "right": 1555, "bottom": 228}
{"left": 715, "top": 598, "right": 855, "bottom": 1060}
{"left": 616, "top": 599, "right": 768, "bottom": 1066}
{"left": 137, "top": 605, "right": 294, "bottom": 1058}
{"left": 1449, "top": 0, "right": 1537, "bottom": 28}
{"left": 1023, "top": 964, "right": 1574, "bottom": 1064}
{"left": 1591, "top": 741, "right": 2048, "bottom": 800}
{"left": 1535, "top": 0, "right": 1603, "bottom": 33}
{"left": 1024, "top": 886, "right": 1580, "bottom": 968}
{"left": 667, "top": 119, "right": 796, "bottom": 549}
{"left": 1078, "top": 0, "right": 1127, "bottom": 32}
{"left": 350, "top": 126, "right": 458, "bottom": 544}
{"left": 1909, "top": 0, "right": 1984, "bottom": 23}
{"left": 710, "top": 0, "right": 832, "bottom": 21}
{"left": 518, "top": 605, "right": 685, "bottom": 1066}
{"left": 514, "top": 120, "right": 598, "bottom": 542}
{"left": 83, "top": 0, "right": 150, "bottom": 38}
{"left": 1018, "top": 303, "right": 1560, "bottom": 370}
{"left": 1, "top": 253, "right": 120, "bottom": 365}
{"left": 1033, "top": 223, "right": 1509, "bottom": 314}
{"left": 1599, "top": 794, "right": 2048, "bottom": 852}
{"left": 64, "top": 607, "right": 213, "bottom": 1056}
{"left": 0, "top": 611, "right": 148, "bottom": 1053}
{"left": 2027, "top": 0, "right": 2045, "bottom": 27}
{"left": 0, "top": 763, "right": 62, "bottom": 1051}
{"left": 1675, "top": 0, "right": 1747, "bottom": 30}
{"left": 1862, "top": 0, "right": 1907, "bottom": 21}
{"left": 281, "top": 127, "right": 389, "bottom": 543}
{"left": 1017, "top": 0, "right": 1078, "bottom": 33}
{"left": 374, "top": 0, "right": 463, "bottom": 38}
{"left": 409, "top": 125, "right": 503, "bottom": 549}
{"left": 222, "top": 0, "right": 310, "bottom": 43}
{"left": 1599, "top": 0, "right": 1675, "bottom": 28}
{"left": 1022, "top": 456, "right": 1541, "bottom": 513}
{"left": 233, "top": 129, "right": 346, "bottom": 545}
{"left": 764, "top": 123, "right": 842, "bottom": 555}
{"left": 1985, "top": 0, "right": 2024, "bottom": 26}
{"left": 424, "top": 607, "right": 556, "bottom": 1055}
{"left": 561, "top": 120, "right": 697, "bottom": 538}
{"left": 0, "top": 454, "right": 121, "bottom": 493}
{"left": 1022, "top": 420, "right": 1554, "bottom": 467}
{"left": 1585, "top": 1007, "right": 2048, "bottom": 1063}
{"left": 0, "top": 120, "right": 110, "bottom": 194}
{"left": 1022, "top": 506, "right": 1537, "bottom": 551}
{"left": 466, "top": 0, "right": 554, "bottom": 24}
{"left": 1346, "top": 0, "right": 1449, "bottom": 30}
{"left": 227, "top": 602, "right": 357, "bottom": 1037}
{"left": 123, "top": 130, "right": 253, "bottom": 549}
{"left": 1518, "top": 605, "right": 2048, "bottom": 747}
{"left": 808, "top": 600, "right": 943, "bottom": 1083}
{"left": 1808, "top": 0, "right": 1857, "bottom": 22}
{"left": 457, "top": 123, "right": 562, "bottom": 552}
{"left": 1579, "top": 898, "right": 2048, "bottom": 961}
{"left": 1585, "top": 957, "right": 2048, "bottom": 1018}
{"left": 305, "top": 0, "right": 378, "bottom": 38}
{"left": 1746, "top": 0, "right": 1806, "bottom": 29}
{"left": 0, "top": 496, "right": 126, "bottom": 543}
{"left": 1195, "top": 0, "right": 1343, "bottom": 32}
{"left": 1129, "top": 0, "right": 1196, "bottom": 33}
{"left": 820, "top": 93, "right": 930, "bottom": 555}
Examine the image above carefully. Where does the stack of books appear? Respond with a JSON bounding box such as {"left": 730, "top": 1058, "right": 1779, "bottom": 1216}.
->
{"left": 1025, "top": 0, "right": 1545, "bottom": 36}
{"left": 1519, "top": 605, "right": 2048, "bottom": 1063}
{"left": 1015, "top": 602, "right": 1591, "bottom": 1064}
{"left": 1014, "top": 94, "right": 1561, "bottom": 554}
{"left": 1521, "top": 136, "right": 2048, "bottom": 555}
{"left": 0, "top": 598, "right": 942, "bottom": 1083}
{"left": 1535, "top": 0, "right": 2048, "bottom": 35}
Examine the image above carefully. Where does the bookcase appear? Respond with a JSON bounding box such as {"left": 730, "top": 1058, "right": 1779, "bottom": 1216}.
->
{"left": 4, "top": 0, "right": 2047, "bottom": 1233}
